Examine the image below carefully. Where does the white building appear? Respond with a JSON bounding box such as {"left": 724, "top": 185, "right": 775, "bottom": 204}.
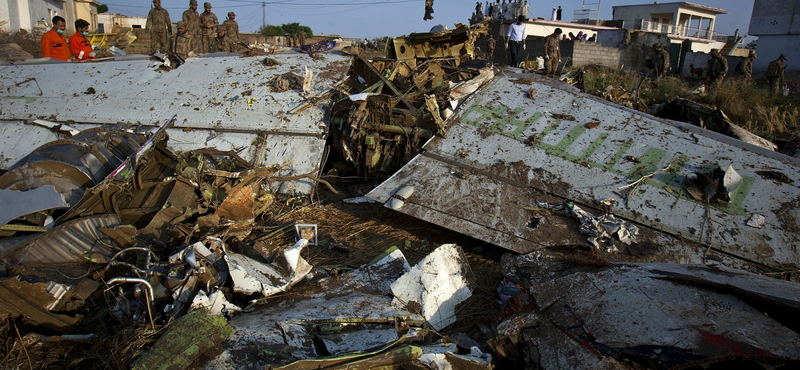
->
{"left": 612, "top": 1, "right": 729, "bottom": 52}
{"left": 748, "top": 0, "right": 800, "bottom": 74}
{"left": 1, "top": 0, "right": 100, "bottom": 35}
{"left": 96, "top": 13, "right": 147, "bottom": 34}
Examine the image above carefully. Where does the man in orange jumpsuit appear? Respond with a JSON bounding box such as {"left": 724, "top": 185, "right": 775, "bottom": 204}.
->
{"left": 69, "top": 19, "right": 96, "bottom": 61}
{"left": 41, "top": 16, "right": 71, "bottom": 61}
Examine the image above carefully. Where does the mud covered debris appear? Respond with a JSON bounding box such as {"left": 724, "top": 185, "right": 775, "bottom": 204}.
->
{"left": 490, "top": 250, "right": 800, "bottom": 369}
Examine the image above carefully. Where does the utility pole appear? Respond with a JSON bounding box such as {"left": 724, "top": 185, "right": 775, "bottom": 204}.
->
{"left": 262, "top": 2, "right": 266, "bottom": 30}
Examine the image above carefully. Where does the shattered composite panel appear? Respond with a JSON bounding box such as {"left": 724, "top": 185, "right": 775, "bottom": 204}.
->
{"left": 368, "top": 74, "right": 800, "bottom": 271}
{"left": 0, "top": 53, "right": 351, "bottom": 194}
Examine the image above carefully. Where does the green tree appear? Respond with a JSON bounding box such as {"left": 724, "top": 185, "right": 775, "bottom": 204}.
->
{"left": 96, "top": 3, "right": 108, "bottom": 13}
{"left": 260, "top": 25, "right": 284, "bottom": 36}
{"left": 260, "top": 23, "right": 313, "bottom": 37}
{"left": 280, "top": 22, "right": 313, "bottom": 37}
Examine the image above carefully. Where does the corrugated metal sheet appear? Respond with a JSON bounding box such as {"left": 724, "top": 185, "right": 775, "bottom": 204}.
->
{"left": 3, "top": 214, "right": 120, "bottom": 266}
{"left": 367, "top": 74, "right": 800, "bottom": 270}
{"left": 0, "top": 53, "right": 351, "bottom": 194}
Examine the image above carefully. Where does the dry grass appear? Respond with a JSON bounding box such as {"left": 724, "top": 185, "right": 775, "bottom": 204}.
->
{"left": 1, "top": 317, "right": 168, "bottom": 369}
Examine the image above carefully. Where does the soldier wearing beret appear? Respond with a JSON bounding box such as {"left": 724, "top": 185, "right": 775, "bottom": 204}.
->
{"left": 199, "top": 2, "right": 218, "bottom": 53}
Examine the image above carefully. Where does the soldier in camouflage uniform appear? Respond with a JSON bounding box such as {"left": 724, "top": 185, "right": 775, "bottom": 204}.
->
{"left": 299, "top": 29, "right": 307, "bottom": 46}
{"left": 182, "top": 0, "right": 200, "bottom": 54}
{"left": 705, "top": 48, "right": 728, "bottom": 95}
{"left": 216, "top": 26, "right": 235, "bottom": 52}
{"left": 172, "top": 21, "right": 192, "bottom": 60}
{"left": 199, "top": 2, "right": 218, "bottom": 53}
{"left": 486, "top": 34, "right": 495, "bottom": 61}
{"left": 651, "top": 43, "right": 670, "bottom": 81}
{"left": 543, "top": 28, "right": 562, "bottom": 78}
{"left": 766, "top": 54, "right": 787, "bottom": 95}
{"left": 146, "top": 0, "right": 172, "bottom": 54}
{"left": 739, "top": 50, "right": 756, "bottom": 81}
{"left": 223, "top": 12, "right": 239, "bottom": 44}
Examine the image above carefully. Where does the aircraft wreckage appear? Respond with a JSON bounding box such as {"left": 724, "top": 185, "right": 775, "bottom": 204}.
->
{"left": 0, "top": 22, "right": 799, "bottom": 369}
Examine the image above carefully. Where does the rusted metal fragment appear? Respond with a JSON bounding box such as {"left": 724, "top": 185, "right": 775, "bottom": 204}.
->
{"left": 130, "top": 310, "right": 233, "bottom": 370}
{"left": 367, "top": 74, "right": 800, "bottom": 270}
{"left": 494, "top": 252, "right": 800, "bottom": 368}
{"left": 0, "top": 277, "right": 82, "bottom": 333}
{"left": 388, "top": 23, "right": 487, "bottom": 67}
{"left": 215, "top": 185, "right": 255, "bottom": 221}
{"left": 328, "top": 52, "right": 494, "bottom": 179}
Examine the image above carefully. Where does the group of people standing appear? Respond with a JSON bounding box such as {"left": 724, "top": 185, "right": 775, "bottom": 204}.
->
{"left": 650, "top": 42, "right": 787, "bottom": 96}
{"left": 40, "top": 16, "right": 98, "bottom": 61}
{"left": 502, "top": 16, "right": 562, "bottom": 77}
{"left": 473, "top": 0, "right": 530, "bottom": 22}
{"left": 151, "top": 0, "right": 242, "bottom": 60}
{"left": 495, "top": 18, "right": 787, "bottom": 96}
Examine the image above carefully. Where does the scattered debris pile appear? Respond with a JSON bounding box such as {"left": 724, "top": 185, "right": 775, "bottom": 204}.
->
{"left": 490, "top": 250, "right": 800, "bottom": 369}
{"left": 326, "top": 23, "right": 492, "bottom": 179}
{"left": 655, "top": 98, "right": 778, "bottom": 151}
{"left": 0, "top": 117, "right": 320, "bottom": 337}
{"left": 207, "top": 243, "right": 486, "bottom": 369}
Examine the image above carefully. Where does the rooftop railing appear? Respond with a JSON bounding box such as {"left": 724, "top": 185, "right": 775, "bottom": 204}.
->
{"left": 633, "top": 19, "right": 728, "bottom": 41}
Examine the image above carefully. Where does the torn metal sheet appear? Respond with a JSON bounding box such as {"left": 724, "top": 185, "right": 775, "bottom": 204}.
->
{"left": 207, "top": 246, "right": 417, "bottom": 369}
{"left": 274, "top": 339, "right": 421, "bottom": 370}
{"left": 0, "top": 53, "right": 352, "bottom": 194}
{"left": 226, "top": 239, "right": 312, "bottom": 297}
{"left": 191, "top": 290, "right": 242, "bottom": 316}
{"left": 0, "top": 277, "right": 82, "bottom": 333}
{"left": 319, "top": 328, "right": 401, "bottom": 356}
{"left": 0, "top": 186, "right": 69, "bottom": 226}
{"left": 391, "top": 243, "right": 474, "bottom": 331}
{"left": 0, "top": 214, "right": 120, "bottom": 267}
{"left": 0, "top": 128, "right": 144, "bottom": 207}
{"left": 417, "top": 343, "right": 492, "bottom": 370}
{"left": 367, "top": 74, "right": 800, "bottom": 270}
{"left": 496, "top": 252, "right": 800, "bottom": 368}
{"left": 0, "top": 121, "right": 59, "bottom": 170}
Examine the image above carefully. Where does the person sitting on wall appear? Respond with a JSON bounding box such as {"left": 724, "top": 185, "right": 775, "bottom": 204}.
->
{"left": 41, "top": 16, "right": 71, "bottom": 61}
{"left": 69, "top": 19, "right": 96, "bottom": 61}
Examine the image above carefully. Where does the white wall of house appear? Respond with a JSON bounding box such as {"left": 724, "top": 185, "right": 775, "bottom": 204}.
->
{"left": 612, "top": 2, "right": 724, "bottom": 38}
{"left": 748, "top": 0, "right": 800, "bottom": 73}
{"left": 500, "top": 20, "right": 609, "bottom": 42}
{"left": 1, "top": 0, "right": 70, "bottom": 33}
{"left": 97, "top": 13, "right": 147, "bottom": 33}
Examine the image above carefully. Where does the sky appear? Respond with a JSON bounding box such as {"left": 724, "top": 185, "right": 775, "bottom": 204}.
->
{"left": 104, "top": 0, "right": 757, "bottom": 40}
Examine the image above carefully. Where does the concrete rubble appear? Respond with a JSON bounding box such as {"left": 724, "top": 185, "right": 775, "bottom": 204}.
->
{"left": 0, "top": 22, "right": 799, "bottom": 370}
